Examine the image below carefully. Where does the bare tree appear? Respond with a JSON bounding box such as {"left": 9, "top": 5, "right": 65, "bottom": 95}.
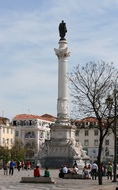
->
{"left": 69, "top": 61, "right": 118, "bottom": 185}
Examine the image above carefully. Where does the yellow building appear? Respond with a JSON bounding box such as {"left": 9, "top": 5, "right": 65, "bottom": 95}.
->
{"left": 0, "top": 117, "right": 15, "bottom": 149}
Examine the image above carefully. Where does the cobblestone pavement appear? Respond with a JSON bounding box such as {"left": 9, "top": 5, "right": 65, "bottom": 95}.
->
{"left": 0, "top": 169, "right": 117, "bottom": 190}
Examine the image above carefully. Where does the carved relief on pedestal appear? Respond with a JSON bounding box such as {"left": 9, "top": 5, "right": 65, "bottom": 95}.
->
{"left": 48, "top": 146, "right": 67, "bottom": 157}
{"left": 54, "top": 47, "right": 70, "bottom": 58}
{"left": 57, "top": 99, "right": 68, "bottom": 114}
{"left": 55, "top": 131, "right": 64, "bottom": 138}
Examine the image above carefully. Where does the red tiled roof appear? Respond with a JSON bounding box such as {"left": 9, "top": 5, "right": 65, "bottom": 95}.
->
{"left": 41, "top": 114, "right": 56, "bottom": 119}
{"left": 13, "top": 114, "right": 56, "bottom": 122}
{"left": 75, "top": 117, "right": 98, "bottom": 123}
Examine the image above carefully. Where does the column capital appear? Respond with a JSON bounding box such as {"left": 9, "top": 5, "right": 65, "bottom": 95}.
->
{"left": 54, "top": 47, "right": 70, "bottom": 58}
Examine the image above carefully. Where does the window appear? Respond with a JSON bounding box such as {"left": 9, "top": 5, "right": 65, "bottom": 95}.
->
{"left": 25, "top": 131, "right": 35, "bottom": 138}
{"left": 94, "top": 130, "right": 98, "bottom": 136}
{"left": 7, "top": 128, "right": 9, "bottom": 133}
{"left": 11, "top": 139, "right": 13, "bottom": 144}
{"left": 47, "top": 132, "right": 50, "bottom": 140}
{"left": 3, "top": 138, "right": 5, "bottom": 143}
{"left": 26, "top": 121, "right": 29, "bottom": 125}
{"left": 11, "top": 129, "right": 13, "bottom": 134}
{"left": 15, "top": 131, "right": 19, "bottom": 137}
{"left": 84, "top": 139, "right": 89, "bottom": 146}
{"left": 105, "top": 139, "right": 109, "bottom": 146}
{"left": 20, "top": 121, "right": 23, "bottom": 126}
{"left": 16, "top": 121, "right": 20, "bottom": 126}
{"left": 75, "top": 130, "right": 79, "bottom": 136}
{"left": 3, "top": 128, "right": 5, "bottom": 133}
{"left": 85, "top": 130, "right": 89, "bottom": 136}
{"left": 94, "top": 139, "right": 98, "bottom": 146}
{"left": 40, "top": 131, "right": 44, "bottom": 138}
{"left": 7, "top": 138, "right": 9, "bottom": 144}
{"left": 39, "top": 121, "right": 42, "bottom": 126}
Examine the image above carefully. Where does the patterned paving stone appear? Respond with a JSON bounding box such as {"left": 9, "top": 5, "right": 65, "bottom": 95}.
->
{"left": 0, "top": 169, "right": 117, "bottom": 190}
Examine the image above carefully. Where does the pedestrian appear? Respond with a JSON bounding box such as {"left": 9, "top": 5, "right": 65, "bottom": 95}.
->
{"left": 59, "top": 165, "right": 64, "bottom": 178}
{"left": 34, "top": 166, "right": 40, "bottom": 177}
{"left": 62, "top": 164, "right": 68, "bottom": 175}
{"left": 73, "top": 160, "right": 78, "bottom": 168}
{"left": 17, "top": 160, "right": 21, "bottom": 171}
{"left": 21, "top": 161, "right": 25, "bottom": 170}
{"left": 9, "top": 159, "right": 15, "bottom": 175}
{"left": 3, "top": 162, "right": 8, "bottom": 175}
{"left": 107, "top": 162, "right": 112, "bottom": 180}
{"left": 91, "top": 162, "right": 98, "bottom": 180}
{"left": 82, "top": 166, "right": 89, "bottom": 178}
{"left": 27, "top": 160, "right": 31, "bottom": 169}
{"left": 44, "top": 167, "right": 50, "bottom": 177}
{"left": 72, "top": 165, "right": 79, "bottom": 174}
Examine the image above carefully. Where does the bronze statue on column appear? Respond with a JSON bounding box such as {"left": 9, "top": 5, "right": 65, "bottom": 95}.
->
{"left": 59, "top": 20, "right": 67, "bottom": 40}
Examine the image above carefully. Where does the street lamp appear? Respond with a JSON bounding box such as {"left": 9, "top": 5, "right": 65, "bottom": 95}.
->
{"left": 113, "top": 86, "right": 117, "bottom": 182}
{"left": 106, "top": 87, "right": 118, "bottom": 182}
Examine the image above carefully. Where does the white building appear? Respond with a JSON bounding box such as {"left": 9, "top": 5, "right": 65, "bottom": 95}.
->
{"left": 12, "top": 114, "right": 56, "bottom": 159}
{"left": 74, "top": 117, "right": 114, "bottom": 163}
{"left": 0, "top": 117, "right": 15, "bottom": 149}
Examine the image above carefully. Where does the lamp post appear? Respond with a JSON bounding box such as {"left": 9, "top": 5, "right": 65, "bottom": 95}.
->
{"left": 112, "top": 86, "right": 117, "bottom": 182}
{"left": 106, "top": 87, "right": 117, "bottom": 182}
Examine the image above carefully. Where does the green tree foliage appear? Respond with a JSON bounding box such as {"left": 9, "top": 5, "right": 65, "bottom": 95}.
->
{"left": 69, "top": 61, "right": 118, "bottom": 185}
{"left": 10, "top": 138, "right": 26, "bottom": 161}
{"left": 0, "top": 146, "right": 10, "bottom": 164}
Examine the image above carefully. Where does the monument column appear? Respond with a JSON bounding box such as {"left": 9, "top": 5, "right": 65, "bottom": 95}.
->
{"left": 54, "top": 40, "right": 70, "bottom": 123}
{"left": 38, "top": 21, "right": 89, "bottom": 168}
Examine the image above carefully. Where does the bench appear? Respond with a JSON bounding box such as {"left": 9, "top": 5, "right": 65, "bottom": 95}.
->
{"left": 20, "top": 176, "right": 56, "bottom": 183}
{"left": 64, "top": 173, "right": 91, "bottom": 179}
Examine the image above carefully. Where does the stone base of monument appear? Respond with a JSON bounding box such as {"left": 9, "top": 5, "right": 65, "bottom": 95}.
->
{"left": 40, "top": 157, "right": 75, "bottom": 169}
{"left": 20, "top": 177, "right": 56, "bottom": 183}
{"left": 39, "top": 123, "right": 90, "bottom": 169}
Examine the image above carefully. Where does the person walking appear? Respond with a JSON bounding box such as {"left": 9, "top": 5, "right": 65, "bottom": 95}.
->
{"left": 107, "top": 162, "right": 113, "bottom": 180}
{"left": 9, "top": 160, "right": 15, "bottom": 175}
{"left": 91, "top": 162, "right": 98, "bottom": 180}
{"left": 17, "top": 160, "right": 21, "bottom": 171}
{"left": 3, "top": 162, "right": 8, "bottom": 175}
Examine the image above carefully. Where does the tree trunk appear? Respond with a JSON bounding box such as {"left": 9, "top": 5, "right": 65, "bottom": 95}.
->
{"left": 97, "top": 134, "right": 103, "bottom": 185}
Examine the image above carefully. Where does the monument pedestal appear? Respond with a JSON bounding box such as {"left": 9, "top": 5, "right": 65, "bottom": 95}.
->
{"left": 39, "top": 122, "right": 88, "bottom": 168}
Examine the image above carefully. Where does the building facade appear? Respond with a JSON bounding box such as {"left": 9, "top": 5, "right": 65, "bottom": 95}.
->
{"left": 12, "top": 114, "right": 56, "bottom": 161}
{"left": 74, "top": 117, "right": 114, "bottom": 163}
{"left": 0, "top": 117, "right": 15, "bottom": 149}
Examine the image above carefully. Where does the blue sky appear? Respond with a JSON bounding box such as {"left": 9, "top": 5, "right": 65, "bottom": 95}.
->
{"left": 0, "top": 0, "right": 118, "bottom": 120}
